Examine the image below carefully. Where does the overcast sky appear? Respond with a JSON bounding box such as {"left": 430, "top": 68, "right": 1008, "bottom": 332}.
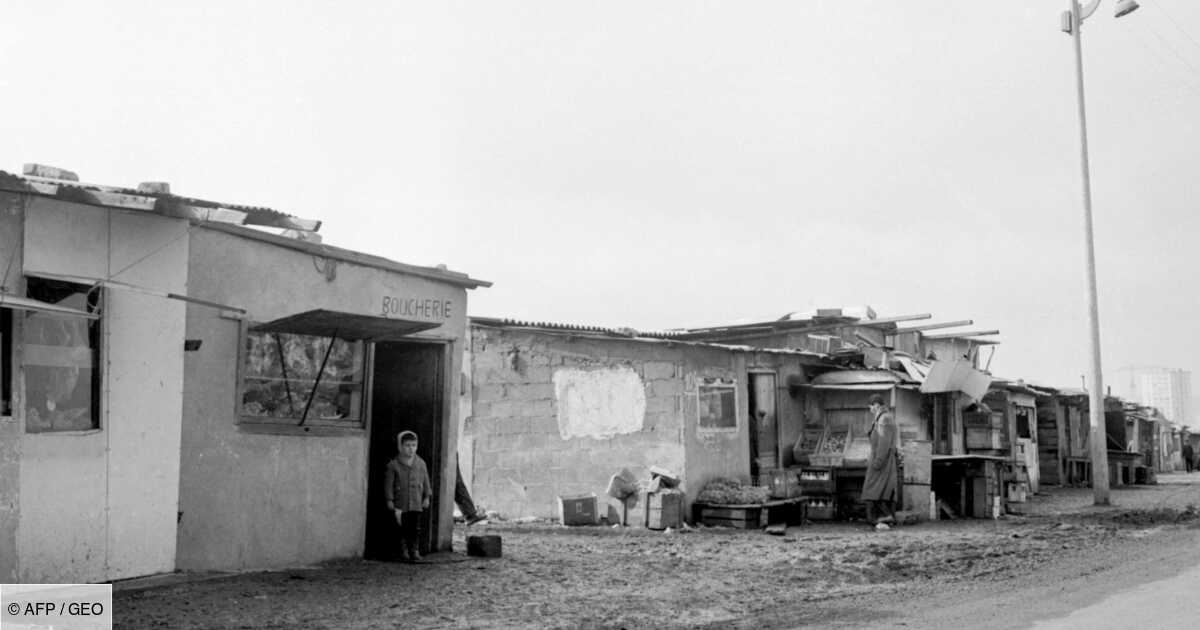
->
{"left": 3, "top": 1, "right": 1199, "bottom": 395}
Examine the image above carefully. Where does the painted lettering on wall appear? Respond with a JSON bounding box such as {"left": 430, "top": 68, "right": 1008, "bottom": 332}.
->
{"left": 380, "top": 295, "right": 453, "bottom": 320}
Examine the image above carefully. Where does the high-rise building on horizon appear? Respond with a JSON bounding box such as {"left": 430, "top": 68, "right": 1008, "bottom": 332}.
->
{"left": 1114, "top": 366, "right": 1192, "bottom": 425}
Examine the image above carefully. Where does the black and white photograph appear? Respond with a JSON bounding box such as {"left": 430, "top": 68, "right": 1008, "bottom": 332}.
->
{"left": 2, "top": 1, "right": 1200, "bottom": 628}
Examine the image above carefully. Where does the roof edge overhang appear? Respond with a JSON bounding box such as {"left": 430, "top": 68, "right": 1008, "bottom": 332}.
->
{"left": 802, "top": 383, "right": 920, "bottom": 391}
{"left": 199, "top": 222, "right": 492, "bottom": 289}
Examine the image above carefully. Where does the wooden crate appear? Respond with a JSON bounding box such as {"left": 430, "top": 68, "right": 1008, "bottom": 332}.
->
{"left": 698, "top": 504, "right": 764, "bottom": 529}
{"left": 803, "top": 497, "right": 836, "bottom": 520}
{"left": 645, "top": 492, "right": 683, "bottom": 530}
{"left": 764, "top": 469, "right": 803, "bottom": 499}
{"left": 797, "top": 467, "right": 835, "bottom": 494}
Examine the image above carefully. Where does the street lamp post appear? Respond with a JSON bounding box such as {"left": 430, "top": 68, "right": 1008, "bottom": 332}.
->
{"left": 1060, "top": 0, "right": 1138, "bottom": 506}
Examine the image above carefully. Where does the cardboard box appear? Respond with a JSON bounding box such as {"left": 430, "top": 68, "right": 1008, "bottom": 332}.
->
{"left": 558, "top": 493, "right": 598, "bottom": 526}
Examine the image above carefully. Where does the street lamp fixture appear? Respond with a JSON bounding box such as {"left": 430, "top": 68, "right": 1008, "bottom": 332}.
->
{"left": 1114, "top": 0, "right": 1141, "bottom": 18}
{"left": 1059, "top": 0, "right": 1138, "bottom": 506}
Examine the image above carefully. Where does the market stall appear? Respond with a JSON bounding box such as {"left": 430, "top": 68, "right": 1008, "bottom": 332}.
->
{"left": 792, "top": 369, "right": 931, "bottom": 521}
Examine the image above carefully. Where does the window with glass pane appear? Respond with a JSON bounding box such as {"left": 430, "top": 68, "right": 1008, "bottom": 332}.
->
{"left": 23, "top": 278, "right": 101, "bottom": 433}
{"left": 698, "top": 378, "right": 737, "bottom": 430}
{"left": 241, "top": 331, "right": 365, "bottom": 426}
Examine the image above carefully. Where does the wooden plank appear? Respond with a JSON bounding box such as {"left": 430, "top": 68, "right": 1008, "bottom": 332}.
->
{"left": 854, "top": 313, "right": 932, "bottom": 327}
{"left": 924, "top": 330, "right": 1001, "bottom": 340}
{"left": 80, "top": 189, "right": 158, "bottom": 211}
{"left": 158, "top": 201, "right": 248, "bottom": 224}
{"left": 702, "top": 507, "right": 759, "bottom": 520}
{"left": 702, "top": 517, "right": 760, "bottom": 529}
{"left": 243, "top": 213, "right": 322, "bottom": 231}
{"left": 890, "top": 320, "right": 974, "bottom": 335}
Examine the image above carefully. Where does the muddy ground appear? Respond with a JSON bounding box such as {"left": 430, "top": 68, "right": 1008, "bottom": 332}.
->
{"left": 114, "top": 473, "right": 1200, "bottom": 629}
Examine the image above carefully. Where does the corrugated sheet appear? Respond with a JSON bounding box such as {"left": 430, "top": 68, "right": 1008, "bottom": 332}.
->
{"left": 468, "top": 317, "right": 833, "bottom": 358}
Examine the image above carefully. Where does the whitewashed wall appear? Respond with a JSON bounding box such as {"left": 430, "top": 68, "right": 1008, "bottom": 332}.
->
{"left": 18, "top": 199, "right": 188, "bottom": 582}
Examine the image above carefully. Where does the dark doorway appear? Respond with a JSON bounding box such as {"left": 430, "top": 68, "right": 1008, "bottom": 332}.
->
{"left": 365, "top": 341, "right": 444, "bottom": 560}
{"left": 748, "top": 373, "right": 778, "bottom": 478}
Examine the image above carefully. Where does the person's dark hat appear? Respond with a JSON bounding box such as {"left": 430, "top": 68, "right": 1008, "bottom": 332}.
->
{"left": 867, "top": 394, "right": 886, "bottom": 407}
{"left": 397, "top": 430, "right": 418, "bottom": 442}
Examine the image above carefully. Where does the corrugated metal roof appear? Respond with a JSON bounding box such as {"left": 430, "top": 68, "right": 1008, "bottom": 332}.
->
{"left": 468, "top": 317, "right": 833, "bottom": 358}
{"left": 0, "top": 168, "right": 491, "bottom": 289}
{"left": 469, "top": 317, "right": 641, "bottom": 337}
{"left": 0, "top": 169, "right": 317, "bottom": 231}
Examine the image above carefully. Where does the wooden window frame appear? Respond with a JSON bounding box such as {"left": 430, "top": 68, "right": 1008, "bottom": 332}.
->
{"left": 235, "top": 320, "right": 373, "bottom": 437}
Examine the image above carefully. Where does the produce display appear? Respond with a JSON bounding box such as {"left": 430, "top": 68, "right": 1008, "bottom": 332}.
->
{"left": 798, "top": 430, "right": 822, "bottom": 452}
{"left": 697, "top": 478, "right": 772, "bottom": 505}
{"left": 819, "top": 430, "right": 848, "bottom": 454}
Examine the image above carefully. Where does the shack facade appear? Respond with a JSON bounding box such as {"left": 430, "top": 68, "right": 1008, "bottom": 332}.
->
{"left": 1, "top": 173, "right": 189, "bottom": 583}
{"left": 461, "top": 319, "right": 830, "bottom": 523}
{"left": 177, "top": 223, "right": 487, "bottom": 570}
{"left": 0, "top": 166, "right": 486, "bottom": 582}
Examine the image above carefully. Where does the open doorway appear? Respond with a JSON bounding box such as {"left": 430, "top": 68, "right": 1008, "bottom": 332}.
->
{"left": 748, "top": 373, "right": 778, "bottom": 478}
{"left": 364, "top": 341, "right": 445, "bottom": 560}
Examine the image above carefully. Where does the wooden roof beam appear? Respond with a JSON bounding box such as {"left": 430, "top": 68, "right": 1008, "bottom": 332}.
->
{"left": 856, "top": 313, "right": 932, "bottom": 328}
{"left": 889, "top": 319, "right": 974, "bottom": 335}
{"left": 921, "top": 328, "right": 998, "bottom": 338}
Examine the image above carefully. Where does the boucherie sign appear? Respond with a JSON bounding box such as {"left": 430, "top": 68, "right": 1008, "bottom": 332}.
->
{"left": 381, "top": 295, "right": 454, "bottom": 320}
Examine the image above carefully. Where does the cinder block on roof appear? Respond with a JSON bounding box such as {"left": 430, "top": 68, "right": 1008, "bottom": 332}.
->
{"left": 23, "top": 163, "right": 79, "bottom": 181}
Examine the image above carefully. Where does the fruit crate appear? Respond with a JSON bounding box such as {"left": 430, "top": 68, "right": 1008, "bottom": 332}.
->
{"left": 809, "top": 426, "right": 853, "bottom": 467}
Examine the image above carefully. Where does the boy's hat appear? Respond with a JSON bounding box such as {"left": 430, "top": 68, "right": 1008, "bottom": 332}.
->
{"left": 397, "top": 430, "right": 418, "bottom": 442}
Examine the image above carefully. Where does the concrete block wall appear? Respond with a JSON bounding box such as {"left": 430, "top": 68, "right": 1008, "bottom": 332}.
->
{"left": 466, "top": 327, "right": 693, "bottom": 523}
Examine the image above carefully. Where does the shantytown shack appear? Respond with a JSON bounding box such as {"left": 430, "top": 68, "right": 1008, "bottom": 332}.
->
{"left": 460, "top": 317, "right": 835, "bottom": 525}
{"left": 0, "top": 164, "right": 487, "bottom": 583}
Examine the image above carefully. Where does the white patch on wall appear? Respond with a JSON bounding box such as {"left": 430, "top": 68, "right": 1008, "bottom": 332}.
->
{"left": 553, "top": 367, "right": 646, "bottom": 440}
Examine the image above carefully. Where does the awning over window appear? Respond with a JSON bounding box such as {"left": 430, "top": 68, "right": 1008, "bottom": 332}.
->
{"left": 0, "top": 293, "right": 99, "bottom": 319}
{"left": 251, "top": 309, "right": 439, "bottom": 341}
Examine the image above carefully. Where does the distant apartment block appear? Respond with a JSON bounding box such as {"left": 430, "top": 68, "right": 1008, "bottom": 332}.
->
{"left": 1115, "top": 366, "right": 1192, "bottom": 424}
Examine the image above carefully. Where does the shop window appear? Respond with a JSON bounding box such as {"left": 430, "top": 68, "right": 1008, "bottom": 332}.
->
{"left": 698, "top": 378, "right": 737, "bottom": 430}
{"left": 240, "top": 330, "right": 365, "bottom": 427}
{"left": 23, "top": 278, "right": 102, "bottom": 432}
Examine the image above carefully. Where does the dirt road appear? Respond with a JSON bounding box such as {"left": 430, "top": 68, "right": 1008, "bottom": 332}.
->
{"left": 113, "top": 474, "right": 1200, "bottom": 629}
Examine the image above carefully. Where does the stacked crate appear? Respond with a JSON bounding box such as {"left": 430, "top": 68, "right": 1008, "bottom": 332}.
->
{"left": 798, "top": 467, "right": 837, "bottom": 520}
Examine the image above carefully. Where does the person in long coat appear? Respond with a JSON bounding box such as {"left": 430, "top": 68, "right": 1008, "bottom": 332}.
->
{"left": 862, "top": 393, "right": 899, "bottom": 527}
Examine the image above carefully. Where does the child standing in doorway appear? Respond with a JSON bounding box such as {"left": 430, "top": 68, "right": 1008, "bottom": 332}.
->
{"left": 384, "top": 430, "right": 431, "bottom": 562}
